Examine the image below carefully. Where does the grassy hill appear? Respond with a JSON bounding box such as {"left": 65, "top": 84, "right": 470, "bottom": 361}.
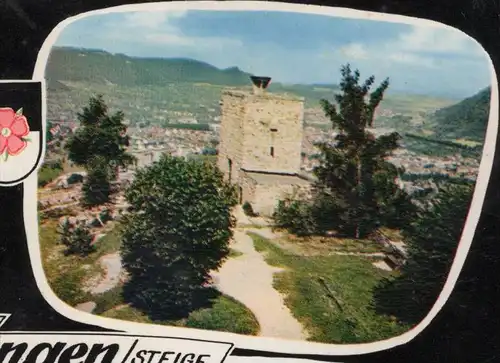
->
{"left": 429, "top": 87, "right": 491, "bottom": 142}
{"left": 45, "top": 47, "right": 253, "bottom": 87}
{"left": 44, "top": 47, "right": 457, "bottom": 130}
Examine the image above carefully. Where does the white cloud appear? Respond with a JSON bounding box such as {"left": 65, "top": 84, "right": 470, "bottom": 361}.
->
{"left": 394, "top": 26, "right": 482, "bottom": 56}
{"left": 323, "top": 24, "right": 483, "bottom": 71}
{"left": 124, "top": 10, "right": 188, "bottom": 30}
{"left": 145, "top": 33, "right": 243, "bottom": 49}
{"left": 338, "top": 43, "right": 368, "bottom": 60}
{"left": 387, "top": 52, "right": 436, "bottom": 67}
{"left": 106, "top": 10, "right": 242, "bottom": 51}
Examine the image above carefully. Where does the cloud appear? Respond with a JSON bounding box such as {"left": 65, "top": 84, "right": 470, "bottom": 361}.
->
{"left": 124, "top": 10, "right": 188, "bottom": 30}
{"left": 144, "top": 33, "right": 243, "bottom": 49}
{"left": 326, "top": 24, "right": 484, "bottom": 70}
{"left": 394, "top": 26, "right": 483, "bottom": 56}
{"left": 338, "top": 43, "right": 368, "bottom": 60}
{"left": 386, "top": 52, "right": 436, "bottom": 67}
{"left": 104, "top": 10, "right": 242, "bottom": 50}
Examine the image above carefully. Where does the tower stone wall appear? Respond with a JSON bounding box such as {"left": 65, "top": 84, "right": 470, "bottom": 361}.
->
{"left": 217, "top": 77, "right": 310, "bottom": 216}
{"left": 217, "top": 88, "right": 304, "bottom": 182}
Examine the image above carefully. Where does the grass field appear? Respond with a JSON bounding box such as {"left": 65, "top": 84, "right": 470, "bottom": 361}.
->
{"left": 101, "top": 294, "right": 259, "bottom": 335}
{"left": 39, "top": 219, "right": 123, "bottom": 305}
{"left": 39, "top": 217, "right": 260, "bottom": 335}
{"left": 248, "top": 232, "right": 408, "bottom": 344}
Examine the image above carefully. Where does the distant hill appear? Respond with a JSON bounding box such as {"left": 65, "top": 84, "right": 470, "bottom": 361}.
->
{"left": 430, "top": 87, "right": 491, "bottom": 142}
{"left": 45, "top": 47, "right": 254, "bottom": 87}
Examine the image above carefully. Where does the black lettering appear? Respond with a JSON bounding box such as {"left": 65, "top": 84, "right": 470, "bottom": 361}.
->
{"left": 0, "top": 343, "right": 28, "bottom": 363}
{"left": 172, "top": 352, "right": 183, "bottom": 363}
{"left": 196, "top": 355, "right": 211, "bottom": 363}
{"left": 59, "top": 343, "right": 89, "bottom": 363}
{"left": 84, "top": 344, "right": 119, "bottom": 363}
{"left": 180, "top": 353, "right": 196, "bottom": 363}
{"left": 131, "top": 350, "right": 148, "bottom": 363}
{"left": 158, "top": 352, "right": 175, "bottom": 363}
{"left": 24, "top": 343, "right": 66, "bottom": 363}
{"left": 146, "top": 350, "right": 161, "bottom": 363}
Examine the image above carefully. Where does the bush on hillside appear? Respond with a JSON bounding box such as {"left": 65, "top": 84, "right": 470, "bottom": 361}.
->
{"left": 242, "top": 201, "right": 258, "bottom": 217}
{"left": 121, "top": 154, "right": 237, "bottom": 320}
{"left": 63, "top": 223, "right": 96, "bottom": 257}
{"left": 273, "top": 198, "right": 318, "bottom": 236}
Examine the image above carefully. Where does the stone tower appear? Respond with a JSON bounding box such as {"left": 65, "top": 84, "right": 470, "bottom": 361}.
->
{"left": 218, "top": 76, "right": 304, "bottom": 183}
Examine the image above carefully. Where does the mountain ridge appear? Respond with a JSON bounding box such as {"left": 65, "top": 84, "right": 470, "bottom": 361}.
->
{"left": 429, "top": 87, "right": 491, "bottom": 142}
{"left": 45, "top": 46, "right": 255, "bottom": 87}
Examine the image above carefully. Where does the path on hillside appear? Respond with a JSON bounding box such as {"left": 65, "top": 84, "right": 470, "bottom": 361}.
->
{"left": 211, "top": 229, "right": 308, "bottom": 340}
{"left": 88, "top": 253, "right": 123, "bottom": 295}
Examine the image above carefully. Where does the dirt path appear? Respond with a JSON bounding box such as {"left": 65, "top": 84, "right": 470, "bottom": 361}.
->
{"left": 88, "top": 253, "right": 123, "bottom": 295}
{"left": 211, "top": 230, "right": 308, "bottom": 340}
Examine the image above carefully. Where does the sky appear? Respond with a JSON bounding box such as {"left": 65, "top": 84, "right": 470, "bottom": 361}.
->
{"left": 54, "top": 10, "right": 492, "bottom": 98}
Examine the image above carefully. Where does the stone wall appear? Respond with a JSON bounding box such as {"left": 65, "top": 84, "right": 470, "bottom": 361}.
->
{"left": 217, "top": 89, "right": 305, "bottom": 183}
{"left": 248, "top": 176, "right": 313, "bottom": 217}
{"left": 241, "top": 93, "right": 304, "bottom": 175}
{"left": 239, "top": 171, "right": 257, "bottom": 205}
{"left": 217, "top": 91, "right": 246, "bottom": 183}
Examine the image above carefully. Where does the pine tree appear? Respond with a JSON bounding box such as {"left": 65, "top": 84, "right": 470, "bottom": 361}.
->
{"left": 313, "top": 64, "right": 412, "bottom": 238}
{"left": 65, "top": 95, "right": 136, "bottom": 179}
{"left": 57, "top": 217, "right": 73, "bottom": 247}
{"left": 121, "top": 154, "right": 237, "bottom": 320}
{"left": 373, "top": 183, "right": 473, "bottom": 325}
{"left": 81, "top": 156, "right": 112, "bottom": 207}
{"left": 64, "top": 222, "right": 95, "bottom": 257}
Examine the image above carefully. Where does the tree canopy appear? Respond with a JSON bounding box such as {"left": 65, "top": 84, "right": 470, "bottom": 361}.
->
{"left": 274, "top": 64, "right": 415, "bottom": 238}
{"left": 65, "top": 95, "right": 135, "bottom": 169}
{"left": 120, "top": 154, "right": 237, "bottom": 320}
{"left": 65, "top": 95, "right": 135, "bottom": 206}
{"left": 373, "top": 183, "right": 474, "bottom": 325}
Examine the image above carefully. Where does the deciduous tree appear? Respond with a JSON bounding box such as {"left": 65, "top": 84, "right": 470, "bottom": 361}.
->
{"left": 120, "top": 154, "right": 237, "bottom": 320}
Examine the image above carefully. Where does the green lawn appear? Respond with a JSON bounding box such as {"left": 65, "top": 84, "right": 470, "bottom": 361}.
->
{"left": 101, "top": 294, "right": 259, "bottom": 335}
{"left": 249, "top": 232, "right": 409, "bottom": 344}
{"left": 39, "top": 220, "right": 123, "bottom": 306}
{"left": 39, "top": 218, "right": 260, "bottom": 336}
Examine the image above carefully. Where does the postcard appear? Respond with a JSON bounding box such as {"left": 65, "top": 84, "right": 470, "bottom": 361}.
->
{"left": 0, "top": 1, "right": 497, "bottom": 362}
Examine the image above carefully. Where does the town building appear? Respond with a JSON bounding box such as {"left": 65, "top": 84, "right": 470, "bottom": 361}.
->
{"left": 217, "top": 76, "right": 312, "bottom": 216}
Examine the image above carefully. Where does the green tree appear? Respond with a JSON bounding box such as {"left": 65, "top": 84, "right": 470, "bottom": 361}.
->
{"left": 120, "top": 154, "right": 237, "bottom": 320}
{"left": 81, "top": 156, "right": 112, "bottom": 207}
{"left": 63, "top": 222, "right": 95, "bottom": 257}
{"left": 57, "top": 218, "right": 73, "bottom": 247}
{"left": 65, "top": 95, "right": 135, "bottom": 172}
{"left": 373, "top": 183, "right": 474, "bottom": 325}
{"left": 46, "top": 120, "right": 54, "bottom": 144}
{"left": 312, "top": 64, "right": 412, "bottom": 238}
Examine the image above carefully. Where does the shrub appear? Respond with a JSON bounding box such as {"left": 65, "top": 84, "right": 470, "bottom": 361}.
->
{"left": 64, "top": 223, "right": 96, "bottom": 257}
{"left": 273, "top": 197, "right": 317, "bottom": 236}
{"left": 58, "top": 218, "right": 73, "bottom": 247}
{"left": 121, "top": 154, "right": 237, "bottom": 320}
{"left": 67, "top": 173, "right": 84, "bottom": 185}
{"left": 99, "top": 208, "right": 113, "bottom": 223}
{"left": 242, "top": 201, "right": 258, "bottom": 217}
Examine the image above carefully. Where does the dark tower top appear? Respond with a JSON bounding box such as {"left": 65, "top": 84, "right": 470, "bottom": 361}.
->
{"left": 250, "top": 76, "right": 271, "bottom": 94}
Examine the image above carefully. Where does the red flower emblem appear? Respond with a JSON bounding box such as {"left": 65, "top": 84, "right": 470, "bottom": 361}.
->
{"left": 0, "top": 107, "right": 30, "bottom": 158}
